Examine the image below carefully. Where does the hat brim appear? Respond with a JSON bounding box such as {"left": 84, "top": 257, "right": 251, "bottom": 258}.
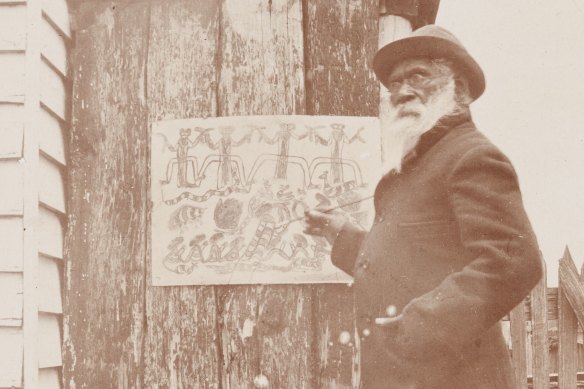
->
{"left": 372, "top": 36, "right": 485, "bottom": 101}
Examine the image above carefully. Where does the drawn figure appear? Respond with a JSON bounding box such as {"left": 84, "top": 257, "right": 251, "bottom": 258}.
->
{"left": 163, "top": 237, "right": 195, "bottom": 274}
{"left": 184, "top": 234, "right": 207, "bottom": 264}
{"left": 206, "top": 232, "right": 226, "bottom": 262}
{"left": 246, "top": 123, "right": 311, "bottom": 187}
{"left": 310, "top": 123, "right": 366, "bottom": 187}
{"left": 158, "top": 128, "right": 201, "bottom": 188}
{"left": 168, "top": 205, "right": 205, "bottom": 231}
{"left": 198, "top": 126, "right": 251, "bottom": 190}
{"left": 222, "top": 236, "right": 245, "bottom": 261}
{"left": 214, "top": 198, "right": 243, "bottom": 230}
{"left": 243, "top": 214, "right": 276, "bottom": 260}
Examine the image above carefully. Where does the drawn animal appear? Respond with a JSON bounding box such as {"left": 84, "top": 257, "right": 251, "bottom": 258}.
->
{"left": 214, "top": 198, "right": 243, "bottom": 230}
{"left": 168, "top": 205, "right": 205, "bottom": 231}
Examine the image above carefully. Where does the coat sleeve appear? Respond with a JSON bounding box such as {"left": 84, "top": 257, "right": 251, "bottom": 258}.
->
{"left": 387, "top": 144, "right": 543, "bottom": 360}
{"left": 330, "top": 221, "right": 367, "bottom": 276}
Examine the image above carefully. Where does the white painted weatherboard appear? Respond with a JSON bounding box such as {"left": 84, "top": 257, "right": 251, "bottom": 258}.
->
{"left": 39, "top": 368, "right": 61, "bottom": 389}
{"left": 0, "top": 272, "right": 23, "bottom": 326}
{"left": 0, "top": 217, "right": 24, "bottom": 271}
{"left": 41, "top": 0, "right": 71, "bottom": 38}
{"left": 0, "top": 160, "right": 24, "bottom": 215}
{"left": 39, "top": 156, "right": 66, "bottom": 213}
{"left": 0, "top": 52, "right": 26, "bottom": 103}
{"left": 0, "top": 327, "right": 23, "bottom": 387}
{"left": 38, "top": 312, "right": 62, "bottom": 368}
{"left": 39, "top": 107, "right": 66, "bottom": 165}
{"left": 0, "top": 121, "right": 24, "bottom": 159}
{"left": 38, "top": 207, "right": 64, "bottom": 259}
{"left": 39, "top": 256, "right": 63, "bottom": 314}
{"left": 0, "top": 4, "right": 26, "bottom": 51}
{"left": 41, "top": 60, "right": 67, "bottom": 120}
{"left": 41, "top": 16, "right": 68, "bottom": 76}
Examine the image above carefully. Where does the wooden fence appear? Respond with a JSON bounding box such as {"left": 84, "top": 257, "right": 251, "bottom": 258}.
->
{"left": 506, "top": 247, "right": 584, "bottom": 388}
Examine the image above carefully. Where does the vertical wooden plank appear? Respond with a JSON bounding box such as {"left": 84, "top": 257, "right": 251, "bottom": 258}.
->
{"left": 63, "top": 1, "right": 149, "bottom": 387}
{"left": 510, "top": 302, "right": 528, "bottom": 388}
{"left": 144, "top": 1, "right": 221, "bottom": 387}
{"left": 217, "top": 1, "right": 312, "bottom": 387}
{"left": 23, "top": 0, "right": 42, "bottom": 386}
{"left": 558, "top": 283, "right": 578, "bottom": 388}
{"left": 304, "top": 0, "right": 378, "bottom": 387}
{"left": 530, "top": 261, "right": 549, "bottom": 389}
{"left": 558, "top": 248, "right": 584, "bottom": 327}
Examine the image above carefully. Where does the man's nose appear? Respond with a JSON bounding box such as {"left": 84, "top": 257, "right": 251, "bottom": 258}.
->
{"left": 390, "top": 84, "right": 418, "bottom": 106}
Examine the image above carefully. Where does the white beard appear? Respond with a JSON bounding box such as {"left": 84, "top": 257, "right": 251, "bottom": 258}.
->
{"left": 380, "top": 79, "right": 459, "bottom": 175}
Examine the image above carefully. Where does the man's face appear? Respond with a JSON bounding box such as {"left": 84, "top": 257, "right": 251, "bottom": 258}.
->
{"left": 386, "top": 58, "right": 452, "bottom": 118}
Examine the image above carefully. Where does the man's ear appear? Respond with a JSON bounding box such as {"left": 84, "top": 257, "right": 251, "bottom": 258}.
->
{"left": 454, "top": 76, "right": 473, "bottom": 105}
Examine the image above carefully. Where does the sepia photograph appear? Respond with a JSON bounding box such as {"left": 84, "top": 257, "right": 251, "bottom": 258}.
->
{"left": 1, "top": 0, "right": 583, "bottom": 388}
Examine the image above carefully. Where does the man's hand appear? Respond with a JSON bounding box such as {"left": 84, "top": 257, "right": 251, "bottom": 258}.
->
{"left": 303, "top": 209, "right": 347, "bottom": 246}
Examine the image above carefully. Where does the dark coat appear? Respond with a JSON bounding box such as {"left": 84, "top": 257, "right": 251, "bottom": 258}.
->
{"left": 331, "top": 113, "right": 543, "bottom": 388}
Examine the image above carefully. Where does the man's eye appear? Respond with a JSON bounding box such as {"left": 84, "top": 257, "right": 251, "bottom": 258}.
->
{"left": 408, "top": 73, "right": 426, "bottom": 83}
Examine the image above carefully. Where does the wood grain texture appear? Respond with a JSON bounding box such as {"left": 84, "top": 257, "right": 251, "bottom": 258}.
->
{"left": 558, "top": 248, "right": 584, "bottom": 327}
{"left": 63, "top": 2, "right": 149, "bottom": 387}
{"left": 509, "top": 301, "right": 527, "bottom": 388}
{"left": 558, "top": 285, "right": 578, "bottom": 389}
{"left": 303, "top": 0, "right": 378, "bottom": 386}
{"left": 530, "top": 261, "right": 549, "bottom": 389}
{"left": 216, "top": 1, "right": 313, "bottom": 387}
{"left": 144, "top": 1, "right": 221, "bottom": 387}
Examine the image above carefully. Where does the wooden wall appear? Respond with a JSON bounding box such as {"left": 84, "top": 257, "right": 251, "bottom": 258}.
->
{"left": 0, "top": 0, "right": 70, "bottom": 388}
{"left": 64, "top": 0, "right": 379, "bottom": 387}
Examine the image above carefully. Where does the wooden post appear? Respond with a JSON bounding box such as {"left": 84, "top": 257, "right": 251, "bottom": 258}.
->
{"left": 530, "top": 260, "right": 549, "bottom": 389}
{"left": 558, "top": 281, "right": 578, "bottom": 388}
{"left": 215, "top": 2, "right": 314, "bottom": 387}
{"left": 143, "top": 1, "right": 222, "bottom": 387}
{"left": 64, "top": 2, "right": 150, "bottom": 386}
{"left": 303, "top": 0, "right": 378, "bottom": 387}
{"left": 510, "top": 302, "right": 528, "bottom": 388}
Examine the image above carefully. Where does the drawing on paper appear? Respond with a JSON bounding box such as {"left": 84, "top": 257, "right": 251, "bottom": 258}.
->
{"left": 151, "top": 115, "right": 380, "bottom": 285}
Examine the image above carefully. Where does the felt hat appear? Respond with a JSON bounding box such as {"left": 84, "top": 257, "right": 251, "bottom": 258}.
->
{"left": 372, "top": 25, "right": 485, "bottom": 101}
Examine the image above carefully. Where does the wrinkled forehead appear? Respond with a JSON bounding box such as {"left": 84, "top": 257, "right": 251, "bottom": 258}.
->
{"left": 387, "top": 57, "right": 444, "bottom": 81}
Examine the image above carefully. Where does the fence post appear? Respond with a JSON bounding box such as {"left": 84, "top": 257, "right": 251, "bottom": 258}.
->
{"left": 558, "top": 247, "right": 580, "bottom": 389}
{"left": 530, "top": 260, "right": 549, "bottom": 389}
{"left": 510, "top": 300, "right": 528, "bottom": 387}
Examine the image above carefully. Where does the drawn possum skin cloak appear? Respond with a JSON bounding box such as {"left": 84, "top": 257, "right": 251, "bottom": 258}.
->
{"left": 331, "top": 113, "right": 543, "bottom": 388}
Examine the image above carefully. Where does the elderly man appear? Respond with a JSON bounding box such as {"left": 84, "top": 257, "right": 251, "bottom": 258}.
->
{"left": 305, "top": 25, "right": 543, "bottom": 388}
